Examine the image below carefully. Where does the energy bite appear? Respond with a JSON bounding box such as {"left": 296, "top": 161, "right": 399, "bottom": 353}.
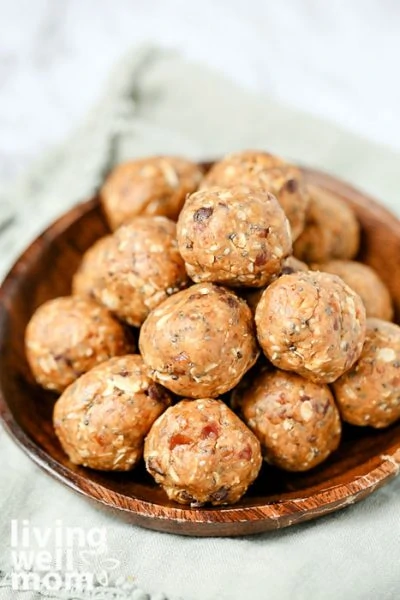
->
{"left": 93, "top": 216, "right": 189, "bottom": 327}
{"left": 294, "top": 185, "right": 360, "bottom": 263}
{"left": 332, "top": 319, "right": 400, "bottom": 428}
{"left": 244, "top": 256, "right": 308, "bottom": 313}
{"left": 72, "top": 235, "right": 114, "bottom": 298}
{"left": 177, "top": 185, "right": 292, "bottom": 287}
{"left": 202, "top": 151, "right": 287, "bottom": 187}
{"left": 54, "top": 355, "right": 171, "bottom": 470}
{"left": 25, "top": 296, "right": 134, "bottom": 393}
{"left": 144, "top": 399, "right": 262, "bottom": 505}
{"left": 139, "top": 283, "right": 259, "bottom": 397}
{"left": 255, "top": 271, "right": 366, "bottom": 383}
{"left": 232, "top": 369, "right": 341, "bottom": 471}
{"left": 311, "top": 260, "right": 393, "bottom": 321}
{"left": 279, "top": 256, "right": 309, "bottom": 276}
{"left": 203, "top": 152, "right": 308, "bottom": 241}
{"left": 101, "top": 156, "right": 203, "bottom": 230}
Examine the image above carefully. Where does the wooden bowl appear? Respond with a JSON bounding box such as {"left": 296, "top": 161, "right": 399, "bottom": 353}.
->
{"left": 1, "top": 167, "right": 400, "bottom": 537}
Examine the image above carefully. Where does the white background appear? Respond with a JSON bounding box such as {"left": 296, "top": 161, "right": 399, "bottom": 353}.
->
{"left": 0, "top": 0, "right": 399, "bottom": 188}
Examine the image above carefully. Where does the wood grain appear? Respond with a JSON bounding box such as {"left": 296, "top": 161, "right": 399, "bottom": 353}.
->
{"left": 0, "top": 167, "right": 400, "bottom": 536}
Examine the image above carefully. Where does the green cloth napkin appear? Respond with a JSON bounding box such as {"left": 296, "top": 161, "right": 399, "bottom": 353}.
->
{"left": 1, "top": 46, "right": 399, "bottom": 600}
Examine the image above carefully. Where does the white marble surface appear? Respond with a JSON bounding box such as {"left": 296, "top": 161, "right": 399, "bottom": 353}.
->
{"left": 1, "top": 0, "right": 400, "bottom": 188}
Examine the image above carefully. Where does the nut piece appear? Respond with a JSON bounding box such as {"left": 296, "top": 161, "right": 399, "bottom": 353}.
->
{"left": 72, "top": 235, "right": 114, "bottom": 299}
{"left": 294, "top": 185, "right": 360, "bottom": 263}
{"left": 177, "top": 185, "right": 292, "bottom": 287}
{"left": 255, "top": 271, "right": 366, "bottom": 383}
{"left": 203, "top": 152, "right": 308, "bottom": 241}
{"left": 93, "top": 217, "right": 189, "bottom": 327}
{"left": 54, "top": 355, "right": 171, "bottom": 470}
{"left": 232, "top": 369, "right": 341, "bottom": 471}
{"left": 144, "top": 398, "right": 262, "bottom": 505}
{"left": 244, "top": 256, "right": 308, "bottom": 313}
{"left": 101, "top": 156, "right": 203, "bottom": 230}
{"left": 25, "top": 296, "right": 134, "bottom": 393}
{"left": 332, "top": 319, "right": 400, "bottom": 428}
{"left": 311, "top": 260, "right": 393, "bottom": 321}
{"left": 139, "top": 283, "right": 259, "bottom": 397}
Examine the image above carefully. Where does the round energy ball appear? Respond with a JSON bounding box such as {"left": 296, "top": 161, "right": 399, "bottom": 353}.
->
{"left": 232, "top": 369, "right": 341, "bottom": 471}
{"left": 144, "top": 398, "right": 262, "bottom": 505}
{"left": 72, "top": 235, "right": 114, "bottom": 299}
{"left": 203, "top": 152, "right": 308, "bottom": 241}
{"left": 279, "top": 256, "right": 309, "bottom": 276}
{"left": 202, "top": 151, "right": 286, "bottom": 188}
{"left": 294, "top": 185, "right": 360, "bottom": 263}
{"left": 177, "top": 185, "right": 292, "bottom": 287}
{"left": 262, "top": 167, "right": 309, "bottom": 241}
{"left": 100, "top": 156, "right": 203, "bottom": 230}
{"left": 139, "top": 283, "right": 259, "bottom": 397}
{"left": 255, "top": 271, "right": 366, "bottom": 383}
{"left": 244, "top": 256, "right": 308, "bottom": 314}
{"left": 311, "top": 260, "right": 393, "bottom": 321}
{"left": 54, "top": 355, "right": 171, "bottom": 470}
{"left": 93, "top": 216, "right": 189, "bottom": 327}
{"left": 25, "top": 296, "right": 134, "bottom": 393}
{"left": 332, "top": 319, "right": 400, "bottom": 428}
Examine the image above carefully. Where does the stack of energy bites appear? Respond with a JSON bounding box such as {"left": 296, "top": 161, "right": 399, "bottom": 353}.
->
{"left": 25, "top": 152, "right": 400, "bottom": 507}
